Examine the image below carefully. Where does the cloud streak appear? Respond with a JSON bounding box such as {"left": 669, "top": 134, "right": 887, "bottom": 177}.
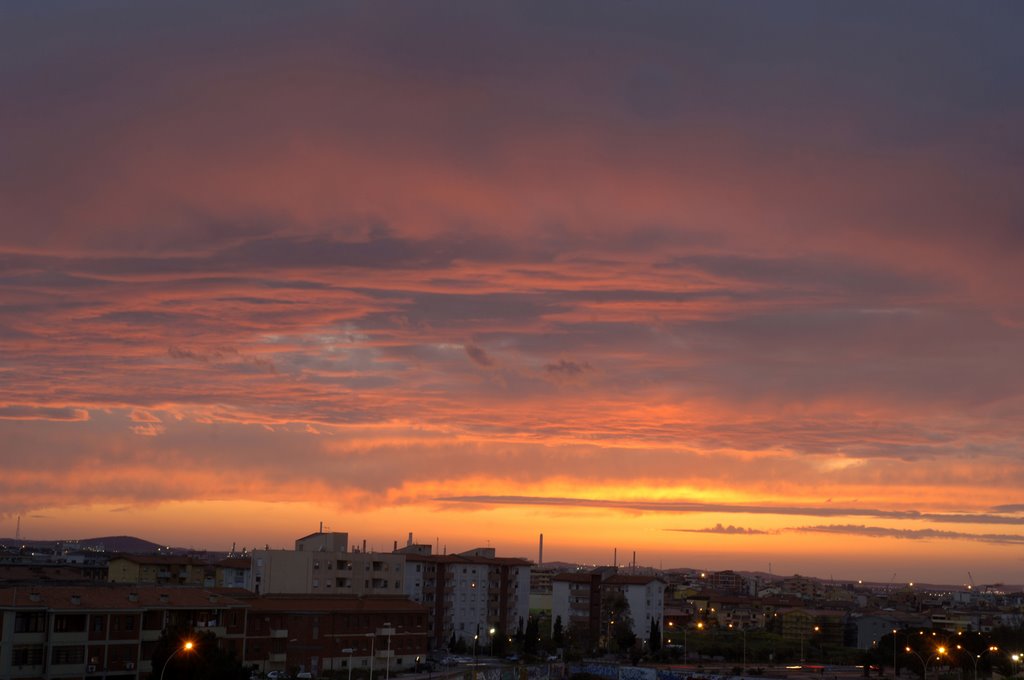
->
{"left": 438, "top": 496, "right": 1024, "bottom": 526}
{"left": 790, "top": 524, "right": 1024, "bottom": 546}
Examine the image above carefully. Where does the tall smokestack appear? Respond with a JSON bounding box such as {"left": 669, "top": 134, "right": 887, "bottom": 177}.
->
{"left": 362, "top": 539, "right": 367, "bottom": 553}
{"left": 613, "top": 548, "right": 617, "bottom": 567}
{"left": 393, "top": 540, "right": 398, "bottom": 552}
{"left": 408, "top": 532, "right": 413, "bottom": 547}
{"left": 539, "top": 533, "right": 544, "bottom": 566}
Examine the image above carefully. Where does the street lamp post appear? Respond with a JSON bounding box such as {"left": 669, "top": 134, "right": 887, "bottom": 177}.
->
{"left": 905, "top": 645, "right": 947, "bottom": 680}
{"left": 367, "top": 632, "right": 376, "bottom": 680}
{"left": 379, "top": 623, "right": 395, "bottom": 680}
{"left": 742, "top": 627, "right": 747, "bottom": 674}
{"left": 953, "top": 644, "right": 998, "bottom": 680}
{"left": 801, "top": 626, "right": 819, "bottom": 664}
{"left": 159, "top": 640, "right": 194, "bottom": 680}
{"left": 341, "top": 648, "right": 354, "bottom": 680}
{"left": 489, "top": 627, "right": 496, "bottom": 657}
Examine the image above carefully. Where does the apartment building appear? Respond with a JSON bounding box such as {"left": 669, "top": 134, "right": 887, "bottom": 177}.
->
{"left": 0, "top": 585, "right": 247, "bottom": 679}
{"left": 242, "top": 594, "right": 428, "bottom": 677}
{"left": 551, "top": 568, "right": 665, "bottom": 649}
{"left": 215, "top": 557, "right": 253, "bottom": 590}
{"left": 252, "top": 533, "right": 405, "bottom": 596}
{"left": 399, "top": 546, "right": 531, "bottom": 649}
{"left": 0, "top": 584, "right": 429, "bottom": 680}
{"left": 106, "top": 555, "right": 207, "bottom": 586}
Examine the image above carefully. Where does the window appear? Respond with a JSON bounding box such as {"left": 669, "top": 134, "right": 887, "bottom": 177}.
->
{"left": 14, "top": 612, "right": 45, "bottom": 633}
{"left": 52, "top": 646, "right": 86, "bottom": 665}
{"left": 313, "top": 578, "right": 320, "bottom": 588}
{"left": 54, "top": 614, "right": 87, "bottom": 632}
{"left": 12, "top": 645, "right": 44, "bottom": 666}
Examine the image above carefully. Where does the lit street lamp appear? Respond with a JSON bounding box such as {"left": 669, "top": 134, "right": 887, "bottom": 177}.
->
{"left": 489, "top": 627, "right": 496, "bottom": 656}
{"left": 905, "top": 645, "right": 947, "bottom": 680}
{"left": 801, "top": 626, "right": 820, "bottom": 664}
{"left": 952, "top": 644, "right": 997, "bottom": 680}
{"left": 159, "top": 640, "right": 194, "bottom": 680}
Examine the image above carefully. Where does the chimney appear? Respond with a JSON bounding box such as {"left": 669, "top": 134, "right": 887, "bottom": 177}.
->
{"left": 362, "top": 539, "right": 367, "bottom": 553}
{"left": 407, "top": 532, "right": 413, "bottom": 547}
{"left": 539, "top": 534, "right": 544, "bottom": 566}
{"left": 393, "top": 540, "right": 398, "bottom": 552}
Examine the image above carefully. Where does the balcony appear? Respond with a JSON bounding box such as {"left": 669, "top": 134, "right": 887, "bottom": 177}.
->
{"left": 50, "top": 631, "right": 89, "bottom": 645}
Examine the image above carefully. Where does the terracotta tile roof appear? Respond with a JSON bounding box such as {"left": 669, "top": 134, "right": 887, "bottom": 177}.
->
{"left": 552, "top": 573, "right": 598, "bottom": 583}
{"left": 108, "top": 554, "right": 202, "bottom": 566}
{"left": 242, "top": 594, "right": 429, "bottom": 614}
{"left": 0, "top": 584, "right": 248, "bottom": 610}
{"left": 606, "top": 575, "right": 665, "bottom": 586}
{"left": 216, "top": 557, "right": 252, "bottom": 569}
{"left": 404, "top": 553, "right": 530, "bottom": 567}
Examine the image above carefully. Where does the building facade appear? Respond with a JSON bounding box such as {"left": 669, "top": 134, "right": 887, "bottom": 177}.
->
{"left": 400, "top": 547, "right": 531, "bottom": 649}
{"left": 252, "top": 533, "right": 405, "bottom": 597}
{"left": 551, "top": 568, "right": 665, "bottom": 650}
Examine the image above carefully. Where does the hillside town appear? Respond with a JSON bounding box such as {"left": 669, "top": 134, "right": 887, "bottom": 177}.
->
{"left": 2, "top": 529, "right": 1023, "bottom": 680}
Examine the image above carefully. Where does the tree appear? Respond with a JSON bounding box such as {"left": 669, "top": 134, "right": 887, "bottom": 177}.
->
{"left": 150, "top": 626, "right": 248, "bottom": 680}
{"left": 601, "top": 591, "right": 636, "bottom": 653}
{"left": 525, "top": 616, "right": 540, "bottom": 655}
{"left": 649, "top": 620, "right": 662, "bottom": 653}
{"left": 552, "top": 616, "right": 564, "bottom": 648}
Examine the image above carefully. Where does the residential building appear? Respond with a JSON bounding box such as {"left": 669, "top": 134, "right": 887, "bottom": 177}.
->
{"left": 0, "top": 584, "right": 247, "bottom": 679}
{"left": 252, "top": 532, "right": 404, "bottom": 596}
{"left": 399, "top": 547, "right": 531, "bottom": 649}
{"left": 551, "top": 568, "right": 665, "bottom": 650}
{"left": 241, "top": 594, "right": 428, "bottom": 678}
{"left": 215, "top": 557, "right": 253, "bottom": 590}
{"left": 106, "top": 555, "right": 206, "bottom": 586}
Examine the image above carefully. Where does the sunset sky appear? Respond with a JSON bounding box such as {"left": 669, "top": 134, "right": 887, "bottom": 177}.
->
{"left": 2, "top": 2, "right": 1024, "bottom": 585}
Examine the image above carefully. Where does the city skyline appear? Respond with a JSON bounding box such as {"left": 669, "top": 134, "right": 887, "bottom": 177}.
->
{"left": 2, "top": 3, "right": 1024, "bottom": 585}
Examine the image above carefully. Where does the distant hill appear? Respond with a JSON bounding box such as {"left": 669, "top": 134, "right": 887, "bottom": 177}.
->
{"left": 0, "top": 535, "right": 167, "bottom": 554}
{"left": 77, "top": 536, "right": 167, "bottom": 553}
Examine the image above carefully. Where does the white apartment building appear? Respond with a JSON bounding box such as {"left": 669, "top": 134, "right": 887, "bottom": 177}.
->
{"left": 551, "top": 569, "right": 665, "bottom": 647}
{"left": 399, "top": 545, "right": 531, "bottom": 649}
{"left": 252, "top": 532, "right": 405, "bottom": 596}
